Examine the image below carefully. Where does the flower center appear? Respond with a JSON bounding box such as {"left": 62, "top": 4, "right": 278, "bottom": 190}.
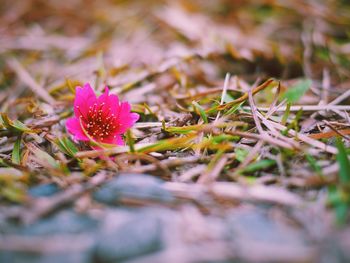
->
{"left": 80, "top": 103, "right": 118, "bottom": 140}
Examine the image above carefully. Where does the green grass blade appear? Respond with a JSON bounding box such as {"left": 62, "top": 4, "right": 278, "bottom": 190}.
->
{"left": 192, "top": 101, "right": 208, "bottom": 123}
{"left": 306, "top": 154, "right": 323, "bottom": 177}
{"left": 281, "top": 79, "right": 311, "bottom": 103}
{"left": 12, "top": 135, "right": 22, "bottom": 165}
{"left": 239, "top": 159, "right": 276, "bottom": 174}
{"left": 336, "top": 137, "right": 350, "bottom": 185}
{"left": 56, "top": 137, "right": 79, "bottom": 157}
{"left": 126, "top": 129, "right": 135, "bottom": 153}
{"left": 281, "top": 102, "right": 291, "bottom": 125}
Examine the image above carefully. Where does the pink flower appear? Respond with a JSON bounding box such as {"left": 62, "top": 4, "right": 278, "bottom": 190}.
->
{"left": 66, "top": 83, "right": 139, "bottom": 146}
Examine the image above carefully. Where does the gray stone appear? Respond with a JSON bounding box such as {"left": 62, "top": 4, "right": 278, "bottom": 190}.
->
{"left": 0, "top": 207, "right": 168, "bottom": 263}
{"left": 94, "top": 214, "right": 163, "bottom": 262}
{"left": 93, "top": 173, "right": 174, "bottom": 206}
{"left": 28, "top": 183, "right": 60, "bottom": 197}
{"left": 318, "top": 236, "right": 350, "bottom": 263}
{"left": 0, "top": 210, "right": 98, "bottom": 263}
{"left": 0, "top": 250, "right": 93, "bottom": 263}
{"left": 226, "top": 209, "right": 314, "bottom": 262}
{"left": 19, "top": 210, "right": 98, "bottom": 236}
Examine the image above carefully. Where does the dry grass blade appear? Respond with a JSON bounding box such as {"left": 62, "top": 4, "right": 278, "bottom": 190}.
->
{"left": 207, "top": 78, "right": 276, "bottom": 113}
{"left": 6, "top": 58, "right": 56, "bottom": 104}
{"left": 249, "top": 105, "right": 350, "bottom": 112}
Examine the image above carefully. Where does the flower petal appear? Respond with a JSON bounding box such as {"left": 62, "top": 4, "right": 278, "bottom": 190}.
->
{"left": 74, "top": 83, "right": 97, "bottom": 119}
{"left": 114, "top": 102, "right": 139, "bottom": 134}
{"left": 97, "top": 87, "right": 119, "bottom": 115}
{"left": 96, "top": 87, "right": 110, "bottom": 105}
{"left": 66, "top": 117, "right": 89, "bottom": 141}
{"left": 101, "top": 134, "right": 124, "bottom": 146}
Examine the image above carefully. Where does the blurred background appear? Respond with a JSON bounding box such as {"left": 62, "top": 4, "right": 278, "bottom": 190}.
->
{"left": 1, "top": 0, "right": 349, "bottom": 93}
